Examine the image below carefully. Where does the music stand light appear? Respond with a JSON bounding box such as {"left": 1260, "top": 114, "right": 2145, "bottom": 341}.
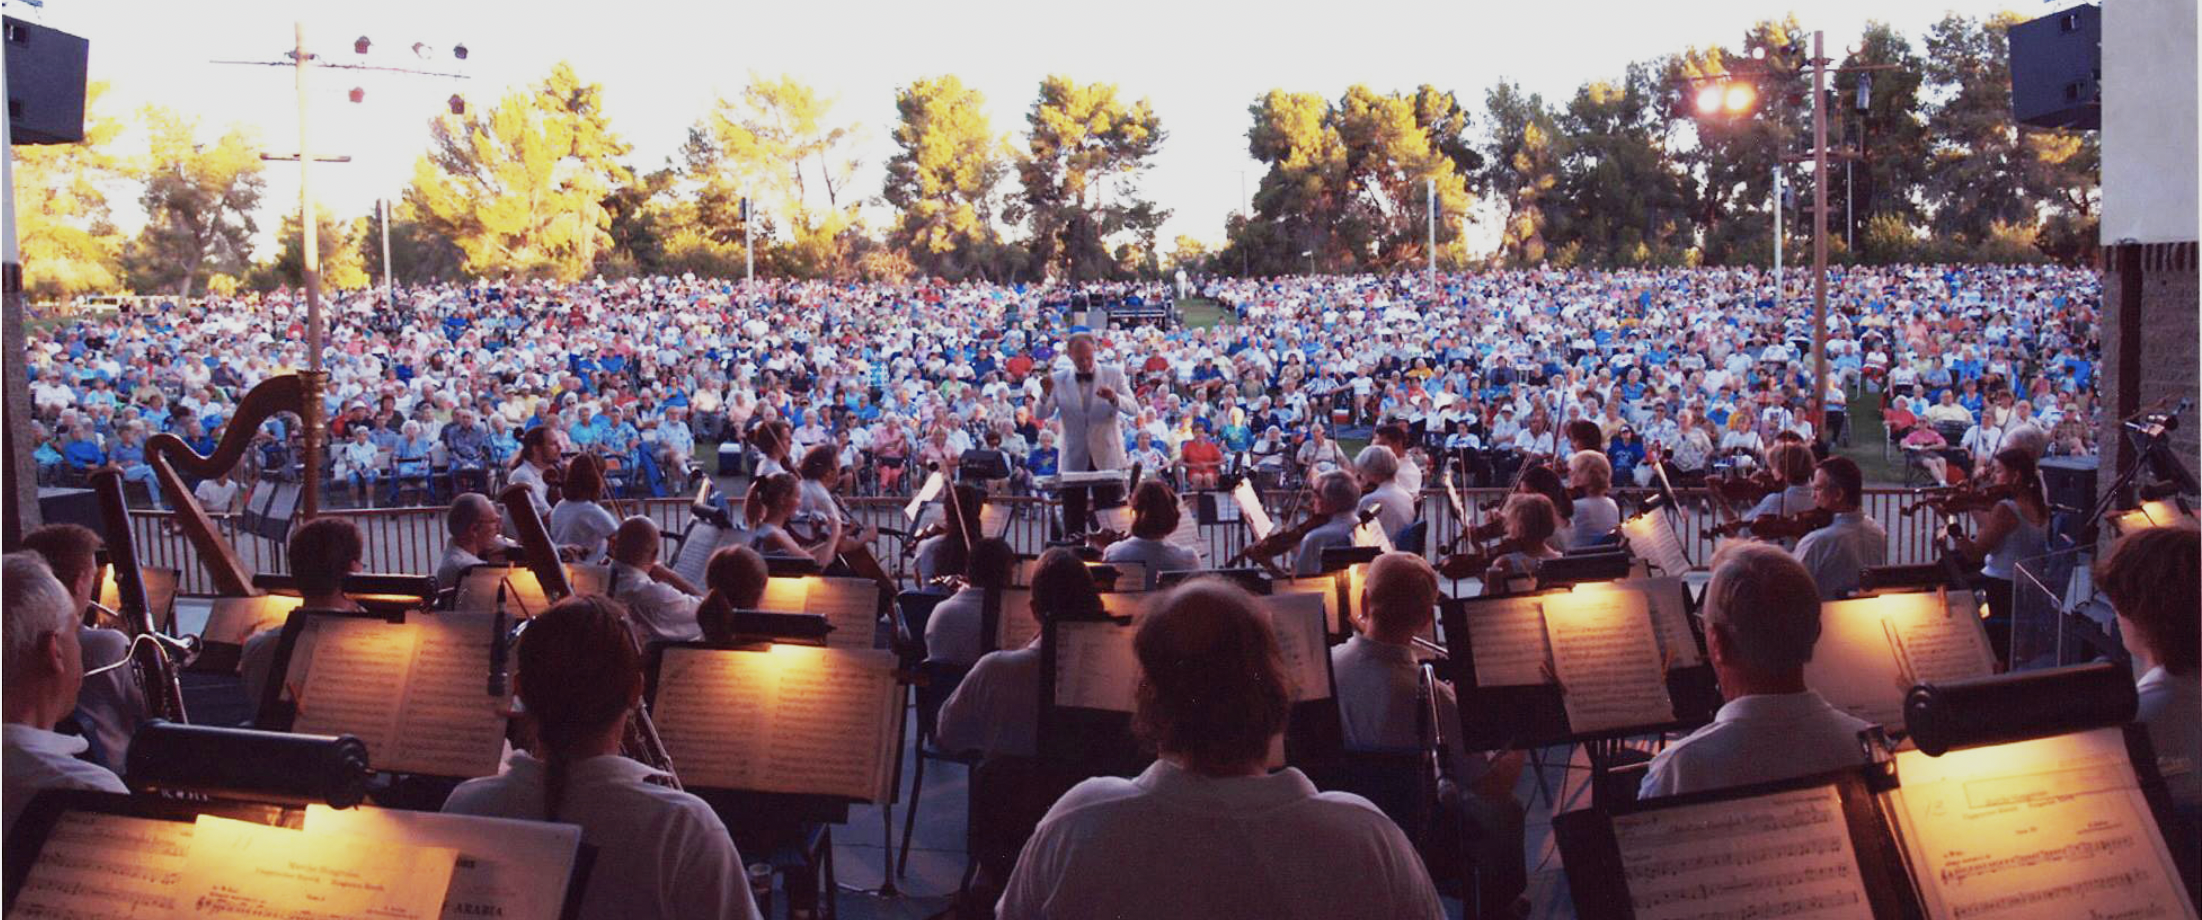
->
{"left": 126, "top": 720, "right": 371, "bottom": 808}
{"left": 1904, "top": 663, "right": 2138, "bottom": 757}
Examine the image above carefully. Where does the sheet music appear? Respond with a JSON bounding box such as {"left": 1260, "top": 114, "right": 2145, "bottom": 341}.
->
{"left": 1100, "top": 560, "right": 1147, "bottom": 592}
{"left": 1891, "top": 727, "right": 2198, "bottom": 920}
{"left": 1168, "top": 497, "right": 1206, "bottom": 564}
{"left": 1577, "top": 578, "right": 1702, "bottom": 669}
{"left": 1232, "top": 480, "right": 1273, "bottom": 539}
{"left": 1623, "top": 506, "right": 1693, "bottom": 577}
{"left": 1099, "top": 591, "right": 1150, "bottom": 622}
{"left": 202, "top": 595, "right": 303, "bottom": 646}
{"left": 995, "top": 588, "right": 1039, "bottom": 651}
{"left": 759, "top": 576, "right": 878, "bottom": 648}
{"left": 1465, "top": 595, "right": 1551, "bottom": 687}
{"left": 291, "top": 614, "right": 507, "bottom": 777}
{"left": 1093, "top": 506, "right": 1133, "bottom": 534}
{"left": 1260, "top": 591, "right": 1333, "bottom": 701}
{"left": 292, "top": 617, "right": 419, "bottom": 767}
{"left": 175, "top": 815, "right": 458, "bottom": 920}
{"left": 980, "top": 503, "right": 1014, "bottom": 540}
{"left": 1613, "top": 785, "right": 1875, "bottom": 920}
{"left": 8, "top": 811, "right": 192, "bottom": 918}
{"left": 304, "top": 806, "right": 582, "bottom": 920}
{"left": 1274, "top": 576, "right": 1343, "bottom": 636}
{"left": 669, "top": 523, "right": 737, "bottom": 589}
{"left": 652, "top": 645, "right": 902, "bottom": 801}
{"left": 100, "top": 566, "right": 179, "bottom": 625}
{"left": 904, "top": 470, "right": 946, "bottom": 521}
{"left": 1542, "top": 589, "right": 1676, "bottom": 733}
{"left": 1053, "top": 620, "right": 1142, "bottom": 712}
{"left": 1888, "top": 590, "right": 1997, "bottom": 688}
{"left": 389, "top": 613, "right": 510, "bottom": 778}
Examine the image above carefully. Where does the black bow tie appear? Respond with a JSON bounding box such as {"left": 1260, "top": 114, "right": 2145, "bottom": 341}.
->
{"left": 1075, "top": 372, "right": 1095, "bottom": 383}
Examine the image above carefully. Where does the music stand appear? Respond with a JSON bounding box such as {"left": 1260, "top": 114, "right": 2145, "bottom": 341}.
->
{"left": 1531, "top": 551, "right": 1631, "bottom": 589}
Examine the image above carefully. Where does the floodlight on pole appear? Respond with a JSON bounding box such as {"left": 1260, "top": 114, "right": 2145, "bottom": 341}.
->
{"left": 1724, "top": 83, "right": 1757, "bottom": 114}
{"left": 1695, "top": 84, "right": 1725, "bottom": 116}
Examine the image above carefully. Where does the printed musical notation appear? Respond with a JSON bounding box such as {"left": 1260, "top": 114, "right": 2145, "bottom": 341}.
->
{"left": 1615, "top": 785, "right": 1875, "bottom": 920}
{"left": 1053, "top": 619, "right": 1142, "bottom": 713}
{"left": 290, "top": 613, "right": 509, "bottom": 778}
{"left": 1892, "top": 726, "right": 2199, "bottom": 920}
{"left": 1623, "top": 506, "right": 1692, "bottom": 578}
{"left": 8, "top": 811, "right": 192, "bottom": 919}
{"left": 1464, "top": 595, "right": 1550, "bottom": 687}
{"left": 1805, "top": 591, "right": 1995, "bottom": 729}
{"left": 759, "top": 576, "right": 879, "bottom": 649}
{"left": 1260, "top": 591, "right": 1332, "bottom": 702}
{"left": 996, "top": 587, "right": 1039, "bottom": 651}
{"left": 651, "top": 644, "right": 902, "bottom": 802}
{"left": 1542, "top": 589, "right": 1676, "bottom": 733}
{"left": 175, "top": 815, "right": 457, "bottom": 920}
{"left": 303, "top": 806, "right": 583, "bottom": 920}
{"left": 1168, "top": 497, "right": 1206, "bottom": 564}
{"left": 1273, "top": 576, "right": 1343, "bottom": 636}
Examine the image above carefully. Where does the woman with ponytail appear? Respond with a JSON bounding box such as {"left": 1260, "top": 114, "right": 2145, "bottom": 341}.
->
{"left": 443, "top": 596, "right": 760, "bottom": 920}
{"left": 695, "top": 545, "right": 769, "bottom": 644}
{"left": 744, "top": 472, "right": 840, "bottom": 568}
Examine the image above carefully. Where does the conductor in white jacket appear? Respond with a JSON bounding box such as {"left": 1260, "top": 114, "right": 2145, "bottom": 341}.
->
{"left": 1037, "top": 328, "right": 1138, "bottom": 534}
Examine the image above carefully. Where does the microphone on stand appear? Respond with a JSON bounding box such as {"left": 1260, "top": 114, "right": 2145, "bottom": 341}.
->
{"left": 489, "top": 579, "right": 511, "bottom": 697}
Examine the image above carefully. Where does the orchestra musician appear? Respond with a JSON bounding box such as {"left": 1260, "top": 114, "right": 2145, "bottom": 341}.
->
{"left": 1638, "top": 543, "right": 1872, "bottom": 799}
{"left": 1036, "top": 328, "right": 1137, "bottom": 534}
{"left": 745, "top": 472, "right": 842, "bottom": 569}
{"left": 506, "top": 426, "right": 563, "bottom": 521}
{"left": 1738, "top": 439, "right": 1817, "bottom": 541}
{"left": 1353, "top": 445, "right": 1416, "bottom": 545}
{"left": 1293, "top": 471, "right": 1364, "bottom": 576}
{"left": 549, "top": 455, "right": 619, "bottom": 563}
{"left": 695, "top": 545, "right": 770, "bottom": 644}
{"left": 936, "top": 547, "right": 1104, "bottom": 761}
{"left": 749, "top": 419, "right": 795, "bottom": 480}
{"left": 1565, "top": 451, "right": 1619, "bottom": 548}
{"left": 1332, "top": 553, "right": 1527, "bottom": 916}
{"left": 1943, "top": 447, "right": 2053, "bottom": 656}
{"left": 1518, "top": 465, "right": 1575, "bottom": 552}
{"left": 1371, "top": 423, "right": 1423, "bottom": 494}
{"left": 1790, "top": 457, "right": 1886, "bottom": 600}
{"left": 794, "top": 444, "right": 880, "bottom": 564}
{"left": 3, "top": 553, "right": 129, "bottom": 837}
{"left": 2094, "top": 527, "right": 2201, "bottom": 811}
{"left": 923, "top": 537, "right": 1018, "bottom": 667}
{"left": 997, "top": 578, "right": 1445, "bottom": 920}
{"left": 239, "top": 518, "right": 367, "bottom": 710}
{"left": 436, "top": 492, "right": 519, "bottom": 592}
{"left": 1101, "top": 480, "right": 1201, "bottom": 590}
{"left": 1482, "top": 494, "right": 1564, "bottom": 585}
{"left": 21, "top": 524, "right": 149, "bottom": 771}
{"left": 912, "top": 483, "right": 985, "bottom": 585}
{"left": 608, "top": 517, "right": 705, "bottom": 644}
{"left": 443, "top": 596, "right": 762, "bottom": 920}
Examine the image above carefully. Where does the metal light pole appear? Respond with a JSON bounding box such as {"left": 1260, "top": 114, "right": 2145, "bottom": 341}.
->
{"left": 1426, "top": 177, "right": 1437, "bottom": 290}
{"left": 293, "top": 22, "right": 326, "bottom": 519}
{"left": 1773, "top": 165, "right": 1783, "bottom": 294}
{"left": 1810, "top": 30, "right": 1829, "bottom": 409}
{"left": 743, "top": 194, "right": 754, "bottom": 285}
{"left": 379, "top": 198, "right": 394, "bottom": 305}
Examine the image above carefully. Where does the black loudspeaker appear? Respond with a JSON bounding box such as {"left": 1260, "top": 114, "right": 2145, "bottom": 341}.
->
{"left": 4, "top": 17, "right": 89, "bottom": 145}
{"left": 36, "top": 486, "right": 104, "bottom": 539}
{"left": 2007, "top": 4, "right": 2101, "bottom": 130}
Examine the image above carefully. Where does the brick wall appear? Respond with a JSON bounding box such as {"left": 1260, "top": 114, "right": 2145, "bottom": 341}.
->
{"left": 2100, "top": 241, "right": 2201, "bottom": 507}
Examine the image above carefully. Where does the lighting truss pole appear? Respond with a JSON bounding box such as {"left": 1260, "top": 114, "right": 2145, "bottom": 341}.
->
{"left": 216, "top": 23, "right": 468, "bottom": 518}
{"left": 1811, "top": 30, "right": 1828, "bottom": 408}
{"left": 1773, "top": 165, "right": 1783, "bottom": 293}
{"left": 1426, "top": 178, "right": 1437, "bottom": 291}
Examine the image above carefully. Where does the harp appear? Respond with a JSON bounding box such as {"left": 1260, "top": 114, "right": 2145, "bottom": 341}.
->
{"left": 143, "top": 373, "right": 318, "bottom": 596}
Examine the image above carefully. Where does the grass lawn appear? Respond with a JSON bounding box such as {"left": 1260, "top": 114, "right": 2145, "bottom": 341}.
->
{"left": 1831, "top": 386, "right": 1911, "bottom": 487}
{"left": 1177, "top": 297, "right": 1231, "bottom": 330}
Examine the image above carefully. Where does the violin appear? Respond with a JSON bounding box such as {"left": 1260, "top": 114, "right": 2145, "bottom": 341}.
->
{"left": 1902, "top": 483, "right": 2017, "bottom": 516}
{"left": 1702, "top": 506, "right": 1836, "bottom": 541}
{"left": 1437, "top": 536, "right": 1541, "bottom": 581}
{"left": 1084, "top": 463, "right": 1146, "bottom": 549}
{"left": 1707, "top": 469, "right": 1782, "bottom": 505}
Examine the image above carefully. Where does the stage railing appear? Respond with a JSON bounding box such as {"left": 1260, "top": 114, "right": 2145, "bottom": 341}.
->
{"left": 126, "top": 488, "right": 1955, "bottom": 596}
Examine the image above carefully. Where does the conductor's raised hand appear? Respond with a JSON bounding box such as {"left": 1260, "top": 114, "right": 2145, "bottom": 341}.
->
{"left": 1096, "top": 384, "right": 1117, "bottom": 402}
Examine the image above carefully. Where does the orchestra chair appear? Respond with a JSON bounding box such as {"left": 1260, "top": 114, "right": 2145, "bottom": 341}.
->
{"left": 1396, "top": 520, "right": 1429, "bottom": 557}
{"left": 962, "top": 755, "right": 1090, "bottom": 904}
{"left": 889, "top": 588, "right": 964, "bottom": 878}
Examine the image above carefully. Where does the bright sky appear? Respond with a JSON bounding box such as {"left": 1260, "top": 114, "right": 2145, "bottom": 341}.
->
{"left": 16, "top": 0, "right": 2041, "bottom": 261}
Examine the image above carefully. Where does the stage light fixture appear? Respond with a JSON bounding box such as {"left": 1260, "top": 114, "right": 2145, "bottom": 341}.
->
{"left": 1724, "top": 83, "right": 1757, "bottom": 113}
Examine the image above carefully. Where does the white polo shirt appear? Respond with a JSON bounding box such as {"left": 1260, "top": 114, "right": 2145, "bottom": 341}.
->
{"left": 4, "top": 723, "right": 129, "bottom": 838}
{"left": 998, "top": 759, "right": 1444, "bottom": 920}
{"left": 611, "top": 563, "right": 702, "bottom": 644}
{"left": 2137, "top": 666, "right": 2201, "bottom": 809}
{"left": 1638, "top": 691, "right": 1874, "bottom": 800}
{"left": 934, "top": 644, "right": 1041, "bottom": 759}
{"left": 922, "top": 586, "right": 990, "bottom": 667}
{"left": 443, "top": 752, "right": 760, "bottom": 920}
